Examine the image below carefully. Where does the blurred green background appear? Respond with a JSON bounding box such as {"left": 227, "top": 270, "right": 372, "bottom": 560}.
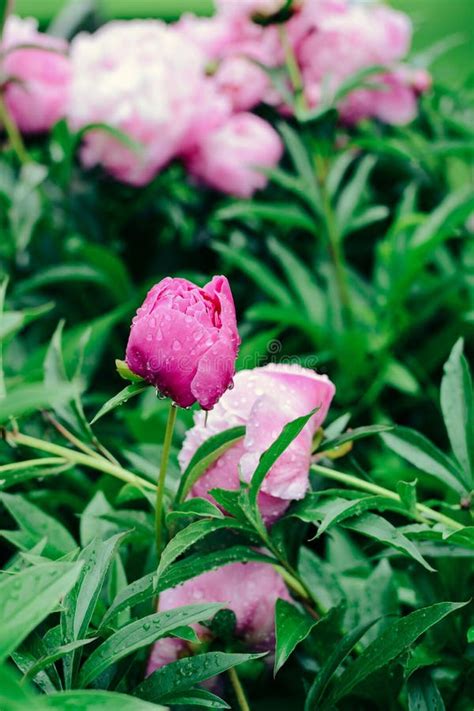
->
{"left": 14, "top": 0, "right": 474, "bottom": 84}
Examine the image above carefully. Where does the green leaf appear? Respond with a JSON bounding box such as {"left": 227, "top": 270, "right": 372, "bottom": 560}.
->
{"left": 293, "top": 495, "right": 413, "bottom": 539}
{"left": 344, "top": 513, "right": 435, "bottom": 571}
{"left": 79, "top": 603, "right": 223, "bottom": 686}
{"left": 61, "top": 533, "right": 127, "bottom": 687}
{"left": 327, "top": 601, "right": 467, "bottom": 704}
{"left": 160, "top": 687, "right": 229, "bottom": 708}
{"left": 332, "top": 64, "right": 387, "bottom": 103}
{"left": 134, "top": 652, "right": 266, "bottom": 703}
{"left": 0, "top": 302, "right": 54, "bottom": 342}
{"left": 274, "top": 599, "right": 317, "bottom": 675}
{"left": 157, "top": 518, "right": 253, "bottom": 577}
{"left": 397, "top": 480, "right": 418, "bottom": 514}
{"left": 0, "top": 382, "right": 76, "bottom": 424}
{"left": 267, "top": 237, "right": 324, "bottom": 324}
{"left": 176, "top": 426, "right": 245, "bottom": 502}
{"left": 24, "top": 638, "right": 96, "bottom": 681}
{"left": 407, "top": 669, "right": 446, "bottom": 711}
{"left": 381, "top": 427, "right": 466, "bottom": 495}
{"left": 0, "top": 457, "right": 69, "bottom": 491}
{"left": 411, "top": 188, "right": 474, "bottom": 251}
{"left": 336, "top": 156, "right": 377, "bottom": 234}
{"left": 167, "top": 498, "right": 224, "bottom": 523}
{"left": 8, "top": 164, "right": 47, "bottom": 252}
{"left": 0, "top": 492, "right": 76, "bottom": 558}
{"left": 278, "top": 122, "right": 321, "bottom": 212}
{"left": 246, "top": 302, "right": 320, "bottom": 344}
{"left": 318, "top": 425, "right": 393, "bottom": 453}
{"left": 115, "top": 359, "right": 144, "bottom": 383}
{"left": 440, "top": 338, "right": 474, "bottom": 488}
{"left": 305, "top": 618, "right": 377, "bottom": 710}
{"left": 217, "top": 202, "right": 314, "bottom": 232}
{"left": 212, "top": 241, "right": 292, "bottom": 306}
{"left": 62, "top": 532, "right": 126, "bottom": 641}
{"left": 101, "top": 547, "right": 276, "bottom": 628}
{"left": 247, "top": 409, "right": 317, "bottom": 526}
{"left": 0, "top": 663, "right": 35, "bottom": 709}
{"left": 36, "top": 691, "right": 166, "bottom": 710}
{"left": 0, "top": 561, "right": 82, "bottom": 662}
{"left": 90, "top": 382, "right": 149, "bottom": 425}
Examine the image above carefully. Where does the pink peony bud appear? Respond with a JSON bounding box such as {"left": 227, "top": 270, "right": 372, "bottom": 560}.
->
{"left": 147, "top": 561, "right": 291, "bottom": 675}
{"left": 184, "top": 112, "right": 283, "bottom": 198}
{"left": 125, "top": 276, "right": 240, "bottom": 410}
{"left": 1, "top": 16, "right": 70, "bottom": 134}
{"left": 179, "top": 363, "right": 335, "bottom": 523}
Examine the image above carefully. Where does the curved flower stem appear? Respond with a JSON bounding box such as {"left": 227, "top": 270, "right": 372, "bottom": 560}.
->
{"left": 155, "top": 402, "right": 178, "bottom": 558}
{"left": 43, "top": 411, "right": 119, "bottom": 465}
{"left": 278, "top": 25, "right": 306, "bottom": 116}
{"left": 315, "top": 158, "right": 353, "bottom": 328}
{"left": 312, "top": 464, "right": 464, "bottom": 531}
{"left": 228, "top": 666, "right": 251, "bottom": 711}
{"left": 6, "top": 431, "right": 156, "bottom": 492}
{"left": 0, "top": 93, "right": 29, "bottom": 165}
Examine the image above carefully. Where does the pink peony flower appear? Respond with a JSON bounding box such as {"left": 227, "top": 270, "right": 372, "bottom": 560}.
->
{"left": 1, "top": 16, "right": 70, "bottom": 134}
{"left": 179, "top": 363, "right": 335, "bottom": 523}
{"left": 68, "top": 20, "right": 229, "bottom": 186}
{"left": 177, "top": 11, "right": 282, "bottom": 113}
{"left": 184, "top": 112, "right": 283, "bottom": 198}
{"left": 293, "top": 1, "right": 425, "bottom": 125}
{"left": 213, "top": 56, "right": 270, "bottom": 111}
{"left": 125, "top": 276, "right": 240, "bottom": 410}
{"left": 147, "top": 561, "right": 290, "bottom": 675}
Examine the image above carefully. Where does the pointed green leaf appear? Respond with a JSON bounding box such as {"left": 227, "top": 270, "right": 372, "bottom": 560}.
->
{"left": 328, "top": 601, "right": 468, "bottom": 704}
{"left": 176, "top": 426, "right": 245, "bottom": 502}
{"left": 91, "top": 382, "right": 149, "bottom": 425}
{"left": 274, "top": 599, "right": 317, "bottom": 675}
{"left": 79, "top": 603, "right": 223, "bottom": 686}
{"left": 0, "top": 492, "right": 76, "bottom": 558}
{"left": 305, "top": 618, "right": 377, "bottom": 710}
{"left": 440, "top": 339, "right": 474, "bottom": 488}
{"left": 344, "top": 513, "right": 435, "bottom": 571}
{"left": 157, "top": 518, "right": 253, "bottom": 577}
{"left": 381, "top": 427, "right": 466, "bottom": 495}
{"left": 134, "top": 652, "right": 266, "bottom": 703}
{"left": 0, "top": 562, "right": 82, "bottom": 662}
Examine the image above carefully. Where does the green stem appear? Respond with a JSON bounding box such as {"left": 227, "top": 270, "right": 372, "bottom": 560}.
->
{"left": 6, "top": 431, "right": 156, "bottom": 492}
{"left": 228, "top": 666, "right": 251, "bottom": 711}
{"left": 0, "top": 92, "right": 29, "bottom": 164}
{"left": 319, "top": 175, "right": 353, "bottom": 326}
{"left": 155, "top": 402, "right": 178, "bottom": 558}
{"left": 278, "top": 24, "right": 306, "bottom": 116}
{"left": 0, "top": 457, "right": 66, "bottom": 473}
{"left": 263, "top": 535, "right": 322, "bottom": 616}
{"left": 312, "top": 464, "right": 464, "bottom": 531}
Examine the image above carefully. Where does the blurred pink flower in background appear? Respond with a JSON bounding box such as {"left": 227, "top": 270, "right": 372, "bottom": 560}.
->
{"left": 184, "top": 112, "right": 283, "bottom": 198}
{"left": 1, "top": 16, "right": 70, "bottom": 134}
{"left": 179, "top": 363, "right": 335, "bottom": 523}
{"left": 125, "top": 276, "right": 240, "bottom": 410}
{"left": 68, "top": 20, "right": 228, "bottom": 186}
{"left": 215, "top": 0, "right": 289, "bottom": 20}
{"left": 291, "top": 1, "right": 421, "bottom": 124}
{"left": 147, "top": 561, "right": 290, "bottom": 675}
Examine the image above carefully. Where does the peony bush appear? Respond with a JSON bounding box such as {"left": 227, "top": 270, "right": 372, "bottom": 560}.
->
{"left": 0, "top": 0, "right": 473, "bottom": 710}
